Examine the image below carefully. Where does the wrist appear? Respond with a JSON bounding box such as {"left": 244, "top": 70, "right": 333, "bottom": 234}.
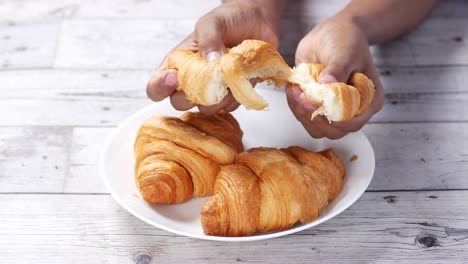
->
{"left": 330, "top": 12, "right": 370, "bottom": 43}
{"left": 225, "top": 0, "right": 286, "bottom": 21}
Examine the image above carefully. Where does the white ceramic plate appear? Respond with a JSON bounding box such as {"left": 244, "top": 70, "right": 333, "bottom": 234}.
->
{"left": 101, "top": 86, "right": 375, "bottom": 242}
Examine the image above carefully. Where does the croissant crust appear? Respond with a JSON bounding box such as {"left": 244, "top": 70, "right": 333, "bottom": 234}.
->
{"left": 201, "top": 146, "right": 345, "bottom": 237}
{"left": 134, "top": 111, "right": 243, "bottom": 204}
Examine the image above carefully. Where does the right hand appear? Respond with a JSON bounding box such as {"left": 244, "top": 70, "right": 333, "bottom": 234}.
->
{"left": 146, "top": 1, "right": 282, "bottom": 116}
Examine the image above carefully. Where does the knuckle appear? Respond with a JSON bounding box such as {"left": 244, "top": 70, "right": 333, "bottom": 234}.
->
{"left": 327, "top": 132, "right": 346, "bottom": 140}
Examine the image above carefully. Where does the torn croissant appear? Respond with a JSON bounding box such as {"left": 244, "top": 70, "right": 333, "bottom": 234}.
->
{"left": 134, "top": 111, "right": 243, "bottom": 204}
{"left": 166, "top": 39, "right": 375, "bottom": 122}
{"left": 289, "top": 63, "right": 375, "bottom": 122}
{"left": 201, "top": 146, "right": 345, "bottom": 237}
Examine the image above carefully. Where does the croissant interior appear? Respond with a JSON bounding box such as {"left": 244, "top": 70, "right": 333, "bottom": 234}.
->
{"left": 166, "top": 39, "right": 375, "bottom": 122}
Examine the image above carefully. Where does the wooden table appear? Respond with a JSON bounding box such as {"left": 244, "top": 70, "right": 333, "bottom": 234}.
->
{"left": 1, "top": 1, "right": 467, "bottom": 263}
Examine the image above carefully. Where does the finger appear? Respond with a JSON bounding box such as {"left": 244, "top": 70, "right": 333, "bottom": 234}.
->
{"left": 170, "top": 91, "right": 195, "bottom": 111}
{"left": 146, "top": 69, "right": 179, "bottom": 102}
{"left": 198, "top": 92, "right": 236, "bottom": 116}
{"left": 318, "top": 62, "right": 353, "bottom": 83}
{"left": 223, "top": 100, "right": 241, "bottom": 112}
{"left": 194, "top": 15, "right": 226, "bottom": 60}
{"left": 285, "top": 84, "right": 305, "bottom": 110}
{"left": 286, "top": 85, "right": 323, "bottom": 138}
{"left": 295, "top": 33, "right": 320, "bottom": 65}
{"left": 295, "top": 92, "right": 347, "bottom": 139}
{"left": 330, "top": 66, "right": 384, "bottom": 133}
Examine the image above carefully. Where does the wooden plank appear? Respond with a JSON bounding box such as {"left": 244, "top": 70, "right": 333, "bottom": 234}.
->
{"left": 408, "top": 18, "right": 468, "bottom": 66}
{"left": 54, "top": 19, "right": 194, "bottom": 69}
{"left": 0, "top": 127, "right": 71, "bottom": 192}
{"left": 2, "top": 89, "right": 465, "bottom": 126}
{"left": 364, "top": 123, "right": 468, "bottom": 190}
{"left": 54, "top": 15, "right": 468, "bottom": 70}
{"left": 0, "top": 20, "right": 60, "bottom": 69}
{"left": 0, "top": 0, "right": 220, "bottom": 20}
{"left": 1, "top": 66, "right": 468, "bottom": 126}
{"left": 0, "top": 99, "right": 151, "bottom": 126}
{"left": 0, "top": 69, "right": 150, "bottom": 98}
{"left": 0, "top": 191, "right": 467, "bottom": 263}
{"left": 2, "top": 0, "right": 464, "bottom": 21}
{"left": 64, "top": 127, "right": 113, "bottom": 193}
{"left": 282, "top": 0, "right": 468, "bottom": 19}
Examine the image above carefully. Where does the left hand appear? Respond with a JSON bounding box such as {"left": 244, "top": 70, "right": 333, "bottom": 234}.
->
{"left": 286, "top": 15, "right": 384, "bottom": 139}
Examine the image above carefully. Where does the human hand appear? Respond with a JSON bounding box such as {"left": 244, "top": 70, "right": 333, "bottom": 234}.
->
{"left": 146, "top": 0, "right": 284, "bottom": 116}
{"left": 286, "top": 15, "right": 384, "bottom": 139}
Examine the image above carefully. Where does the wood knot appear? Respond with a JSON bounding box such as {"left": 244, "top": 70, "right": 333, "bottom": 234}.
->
{"left": 415, "top": 233, "right": 440, "bottom": 248}
{"left": 383, "top": 195, "right": 397, "bottom": 203}
{"left": 380, "top": 70, "right": 392, "bottom": 76}
{"left": 133, "top": 252, "right": 152, "bottom": 264}
{"left": 452, "top": 36, "right": 463, "bottom": 43}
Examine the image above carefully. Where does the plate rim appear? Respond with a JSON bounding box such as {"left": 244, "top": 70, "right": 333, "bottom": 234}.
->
{"left": 100, "top": 100, "right": 375, "bottom": 242}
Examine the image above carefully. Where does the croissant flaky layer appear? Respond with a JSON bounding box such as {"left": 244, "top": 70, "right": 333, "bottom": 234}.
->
{"left": 166, "top": 39, "right": 375, "bottom": 122}
{"left": 200, "top": 146, "right": 345, "bottom": 237}
{"left": 134, "top": 111, "right": 243, "bottom": 204}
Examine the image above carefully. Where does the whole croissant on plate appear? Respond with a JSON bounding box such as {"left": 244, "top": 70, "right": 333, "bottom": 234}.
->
{"left": 134, "top": 111, "right": 243, "bottom": 204}
{"left": 201, "top": 146, "right": 345, "bottom": 237}
{"left": 166, "top": 39, "right": 374, "bottom": 122}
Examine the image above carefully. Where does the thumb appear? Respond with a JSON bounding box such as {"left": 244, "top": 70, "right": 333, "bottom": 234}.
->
{"left": 318, "top": 62, "right": 352, "bottom": 84}
{"left": 194, "top": 15, "right": 226, "bottom": 61}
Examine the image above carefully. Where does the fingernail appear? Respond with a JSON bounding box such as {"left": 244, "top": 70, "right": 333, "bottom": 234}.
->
{"left": 204, "top": 51, "right": 222, "bottom": 61}
{"left": 164, "top": 72, "right": 178, "bottom": 87}
{"left": 319, "top": 74, "right": 338, "bottom": 84}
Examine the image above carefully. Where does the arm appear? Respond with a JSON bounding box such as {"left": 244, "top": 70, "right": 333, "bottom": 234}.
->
{"left": 339, "top": 0, "right": 438, "bottom": 45}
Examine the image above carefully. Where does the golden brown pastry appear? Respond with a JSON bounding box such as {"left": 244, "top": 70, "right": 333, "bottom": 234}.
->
{"left": 134, "top": 111, "right": 243, "bottom": 204}
{"left": 201, "top": 146, "right": 345, "bottom": 237}
{"left": 289, "top": 63, "right": 375, "bottom": 122}
{"left": 179, "top": 111, "right": 244, "bottom": 153}
{"left": 166, "top": 39, "right": 374, "bottom": 122}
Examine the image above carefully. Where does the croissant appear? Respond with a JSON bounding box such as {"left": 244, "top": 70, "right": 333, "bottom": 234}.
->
{"left": 134, "top": 111, "right": 243, "bottom": 204}
{"left": 166, "top": 39, "right": 374, "bottom": 122}
{"left": 289, "top": 63, "right": 375, "bottom": 121}
{"left": 201, "top": 146, "right": 345, "bottom": 237}
{"left": 167, "top": 50, "right": 228, "bottom": 106}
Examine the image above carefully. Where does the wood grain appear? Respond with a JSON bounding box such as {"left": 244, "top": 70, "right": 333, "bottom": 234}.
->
{"left": 65, "top": 127, "right": 113, "bottom": 193}
{"left": 1, "top": 0, "right": 467, "bottom": 262}
{"left": 0, "top": 20, "right": 60, "bottom": 69}
{"left": 364, "top": 123, "right": 468, "bottom": 190}
{"left": 1, "top": 67, "right": 468, "bottom": 126}
{"left": 0, "top": 0, "right": 220, "bottom": 20}
{"left": 0, "top": 127, "right": 71, "bottom": 192}
{"left": 54, "top": 19, "right": 193, "bottom": 69}
{"left": 53, "top": 16, "right": 468, "bottom": 69}
{"left": 0, "top": 191, "right": 467, "bottom": 263}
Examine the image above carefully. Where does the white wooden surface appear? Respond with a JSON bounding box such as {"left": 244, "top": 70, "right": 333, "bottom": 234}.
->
{"left": 1, "top": 0, "right": 468, "bottom": 263}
